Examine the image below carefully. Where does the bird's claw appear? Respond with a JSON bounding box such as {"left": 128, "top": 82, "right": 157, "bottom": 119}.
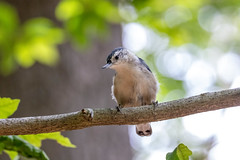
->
{"left": 81, "top": 108, "right": 94, "bottom": 121}
{"left": 116, "top": 105, "right": 123, "bottom": 113}
{"left": 152, "top": 100, "right": 158, "bottom": 110}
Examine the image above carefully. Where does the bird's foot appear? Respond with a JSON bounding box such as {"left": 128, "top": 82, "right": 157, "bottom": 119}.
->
{"left": 116, "top": 104, "right": 123, "bottom": 113}
{"left": 81, "top": 108, "right": 94, "bottom": 121}
{"left": 152, "top": 100, "right": 158, "bottom": 110}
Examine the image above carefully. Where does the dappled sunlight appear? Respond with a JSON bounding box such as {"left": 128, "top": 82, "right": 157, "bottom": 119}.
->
{"left": 231, "top": 76, "right": 240, "bottom": 88}
{"left": 119, "top": 3, "right": 138, "bottom": 22}
{"left": 122, "top": 3, "right": 240, "bottom": 158}
{"left": 211, "top": 24, "right": 238, "bottom": 45}
{"left": 123, "top": 23, "right": 147, "bottom": 52}
{"left": 164, "top": 5, "right": 192, "bottom": 28}
{"left": 198, "top": 5, "right": 219, "bottom": 32}
{"left": 145, "top": 150, "right": 166, "bottom": 160}
{"left": 157, "top": 47, "right": 193, "bottom": 80}
{"left": 209, "top": 107, "right": 240, "bottom": 160}
{"left": 217, "top": 52, "right": 240, "bottom": 84}
{"left": 184, "top": 60, "right": 216, "bottom": 95}
{"left": 183, "top": 111, "right": 223, "bottom": 139}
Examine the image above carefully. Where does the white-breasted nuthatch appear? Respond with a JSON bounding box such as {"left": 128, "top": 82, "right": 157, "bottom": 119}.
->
{"left": 102, "top": 47, "right": 158, "bottom": 136}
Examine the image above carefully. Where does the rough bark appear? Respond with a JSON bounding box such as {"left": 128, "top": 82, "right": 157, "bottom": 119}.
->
{"left": 1, "top": 88, "right": 239, "bottom": 135}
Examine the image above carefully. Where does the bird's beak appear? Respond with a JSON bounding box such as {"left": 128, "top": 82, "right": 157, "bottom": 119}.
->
{"left": 102, "top": 63, "right": 112, "bottom": 69}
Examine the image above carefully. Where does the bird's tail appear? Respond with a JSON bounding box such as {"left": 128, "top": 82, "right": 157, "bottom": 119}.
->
{"left": 136, "top": 123, "right": 152, "bottom": 136}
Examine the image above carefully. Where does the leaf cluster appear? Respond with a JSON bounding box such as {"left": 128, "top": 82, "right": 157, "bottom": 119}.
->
{"left": 0, "top": 97, "right": 75, "bottom": 160}
{"left": 0, "top": 0, "right": 121, "bottom": 75}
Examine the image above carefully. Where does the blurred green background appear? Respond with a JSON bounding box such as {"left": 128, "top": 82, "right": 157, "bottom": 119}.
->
{"left": 1, "top": 0, "right": 240, "bottom": 159}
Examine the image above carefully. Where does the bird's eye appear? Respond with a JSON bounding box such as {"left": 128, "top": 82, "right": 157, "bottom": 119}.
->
{"left": 115, "top": 56, "right": 119, "bottom": 60}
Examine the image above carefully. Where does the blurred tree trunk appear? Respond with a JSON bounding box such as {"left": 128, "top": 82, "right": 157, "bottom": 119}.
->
{"left": 1, "top": 0, "right": 132, "bottom": 159}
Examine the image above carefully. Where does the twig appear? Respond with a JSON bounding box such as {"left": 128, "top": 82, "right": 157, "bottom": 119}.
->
{"left": 0, "top": 88, "right": 240, "bottom": 135}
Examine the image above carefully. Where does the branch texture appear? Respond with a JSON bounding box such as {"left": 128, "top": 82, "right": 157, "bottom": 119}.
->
{"left": 1, "top": 88, "right": 240, "bottom": 135}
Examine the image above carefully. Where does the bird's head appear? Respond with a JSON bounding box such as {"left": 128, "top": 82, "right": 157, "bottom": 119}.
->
{"left": 102, "top": 47, "right": 137, "bottom": 70}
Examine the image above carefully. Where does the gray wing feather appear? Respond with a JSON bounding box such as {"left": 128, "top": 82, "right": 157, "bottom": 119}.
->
{"left": 138, "top": 57, "right": 152, "bottom": 73}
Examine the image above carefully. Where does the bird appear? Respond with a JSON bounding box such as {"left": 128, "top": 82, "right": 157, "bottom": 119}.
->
{"left": 102, "top": 47, "right": 158, "bottom": 136}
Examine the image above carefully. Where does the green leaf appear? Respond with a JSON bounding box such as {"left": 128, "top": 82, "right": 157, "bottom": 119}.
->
{"left": 3, "top": 150, "right": 19, "bottom": 160}
{"left": 0, "top": 143, "right": 4, "bottom": 153}
{"left": 0, "top": 136, "right": 49, "bottom": 160}
{"left": 20, "top": 132, "right": 76, "bottom": 148}
{"left": 0, "top": 97, "right": 20, "bottom": 119}
{"left": 0, "top": 1, "right": 18, "bottom": 43}
{"left": 14, "top": 18, "right": 63, "bottom": 68}
{"left": 166, "top": 143, "right": 192, "bottom": 160}
{"left": 0, "top": 2, "right": 19, "bottom": 75}
{"left": 55, "top": 0, "right": 84, "bottom": 21}
{"left": 95, "top": 1, "right": 122, "bottom": 23}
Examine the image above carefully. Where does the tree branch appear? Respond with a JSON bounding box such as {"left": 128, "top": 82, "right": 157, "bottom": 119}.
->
{"left": 0, "top": 88, "right": 240, "bottom": 135}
